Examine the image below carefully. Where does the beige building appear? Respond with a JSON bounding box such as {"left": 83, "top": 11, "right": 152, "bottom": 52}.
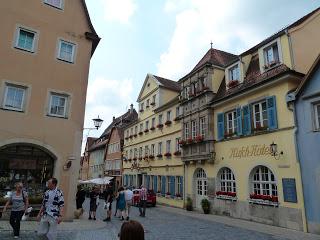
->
{"left": 0, "top": 0, "right": 100, "bottom": 219}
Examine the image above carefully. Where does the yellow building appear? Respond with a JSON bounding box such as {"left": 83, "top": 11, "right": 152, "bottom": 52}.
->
{"left": 183, "top": 9, "right": 320, "bottom": 231}
{"left": 0, "top": 0, "right": 100, "bottom": 219}
{"left": 123, "top": 74, "right": 184, "bottom": 208}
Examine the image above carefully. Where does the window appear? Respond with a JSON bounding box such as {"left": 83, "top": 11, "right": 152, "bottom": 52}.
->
{"left": 49, "top": 93, "right": 68, "bottom": 117}
{"left": 57, "top": 40, "right": 76, "bottom": 63}
{"left": 151, "top": 144, "right": 155, "bottom": 155}
{"left": 135, "top": 126, "right": 138, "bottom": 134}
{"left": 226, "top": 111, "right": 237, "bottom": 134}
{"left": 219, "top": 168, "right": 236, "bottom": 193}
{"left": 264, "top": 44, "right": 279, "bottom": 67}
{"left": 3, "top": 84, "right": 26, "bottom": 111}
{"left": 145, "top": 121, "right": 149, "bottom": 130}
{"left": 126, "top": 130, "right": 129, "bottom": 138}
{"left": 152, "top": 95, "right": 156, "bottom": 105}
{"left": 146, "top": 99, "right": 150, "bottom": 108}
{"left": 253, "top": 101, "right": 268, "bottom": 129}
{"left": 166, "top": 140, "right": 171, "bottom": 153}
{"left": 140, "top": 102, "right": 144, "bottom": 111}
{"left": 130, "top": 128, "right": 133, "bottom": 135}
{"left": 191, "top": 120, "right": 197, "bottom": 138}
{"left": 140, "top": 123, "right": 143, "bottom": 132}
{"left": 44, "top": 0, "right": 63, "bottom": 9}
{"left": 167, "top": 176, "right": 171, "bottom": 193}
{"left": 176, "top": 107, "right": 180, "bottom": 118}
{"left": 199, "top": 117, "right": 207, "bottom": 137}
{"left": 151, "top": 118, "right": 155, "bottom": 128}
{"left": 252, "top": 166, "right": 277, "bottom": 196}
{"left": 175, "top": 138, "right": 180, "bottom": 152}
{"left": 129, "top": 150, "right": 132, "bottom": 159}
{"left": 159, "top": 114, "right": 163, "bottom": 124}
{"left": 15, "top": 28, "right": 36, "bottom": 52}
{"left": 184, "top": 123, "right": 189, "bottom": 139}
{"left": 158, "top": 142, "right": 162, "bottom": 155}
{"left": 139, "top": 147, "right": 142, "bottom": 158}
{"left": 145, "top": 146, "right": 149, "bottom": 156}
{"left": 177, "top": 177, "right": 182, "bottom": 195}
{"left": 314, "top": 103, "right": 320, "bottom": 130}
{"left": 167, "top": 111, "right": 171, "bottom": 121}
{"left": 134, "top": 148, "right": 137, "bottom": 158}
{"left": 229, "top": 65, "right": 240, "bottom": 81}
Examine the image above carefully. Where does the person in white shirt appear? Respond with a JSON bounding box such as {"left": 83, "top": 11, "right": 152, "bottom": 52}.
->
{"left": 124, "top": 187, "right": 133, "bottom": 221}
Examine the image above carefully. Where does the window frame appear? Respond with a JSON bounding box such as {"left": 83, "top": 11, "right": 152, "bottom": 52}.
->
{"left": 228, "top": 64, "right": 240, "bottom": 81}
{"left": 48, "top": 92, "right": 68, "bottom": 118}
{"left": 151, "top": 144, "right": 155, "bottom": 155}
{"left": 44, "top": 0, "right": 64, "bottom": 9}
{"left": 158, "top": 114, "right": 163, "bottom": 124}
{"left": 191, "top": 120, "right": 197, "bottom": 138}
{"left": 158, "top": 142, "right": 162, "bottom": 155}
{"left": 167, "top": 110, "right": 171, "bottom": 121}
{"left": 2, "top": 84, "right": 27, "bottom": 112}
{"left": 151, "top": 118, "right": 155, "bottom": 128}
{"left": 166, "top": 140, "right": 171, "bottom": 153}
{"left": 175, "top": 138, "right": 180, "bottom": 152}
{"left": 225, "top": 110, "right": 237, "bottom": 134}
{"left": 176, "top": 176, "right": 182, "bottom": 195}
{"left": 314, "top": 103, "right": 320, "bottom": 131}
{"left": 252, "top": 100, "right": 268, "bottom": 129}
{"left": 218, "top": 168, "right": 236, "bottom": 193}
{"left": 252, "top": 166, "right": 277, "bottom": 196}
{"left": 15, "top": 27, "right": 37, "bottom": 53}
{"left": 199, "top": 117, "right": 207, "bottom": 137}
{"left": 264, "top": 43, "right": 279, "bottom": 66}
{"left": 57, "top": 39, "right": 76, "bottom": 63}
{"left": 184, "top": 123, "right": 189, "bottom": 139}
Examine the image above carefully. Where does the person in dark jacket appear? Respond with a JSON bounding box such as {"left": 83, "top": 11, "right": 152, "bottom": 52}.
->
{"left": 76, "top": 186, "right": 86, "bottom": 210}
{"left": 88, "top": 186, "right": 99, "bottom": 220}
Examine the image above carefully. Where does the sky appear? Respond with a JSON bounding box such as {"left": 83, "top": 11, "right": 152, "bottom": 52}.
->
{"left": 83, "top": 0, "right": 319, "bottom": 149}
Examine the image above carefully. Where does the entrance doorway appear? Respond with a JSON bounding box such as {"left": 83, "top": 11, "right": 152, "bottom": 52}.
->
{"left": 137, "top": 174, "right": 142, "bottom": 188}
{"left": 194, "top": 168, "right": 208, "bottom": 209}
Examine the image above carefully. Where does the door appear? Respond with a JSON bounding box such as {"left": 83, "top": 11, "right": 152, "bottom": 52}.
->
{"left": 195, "top": 168, "right": 208, "bottom": 209}
{"left": 137, "top": 174, "right": 143, "bottom": 188}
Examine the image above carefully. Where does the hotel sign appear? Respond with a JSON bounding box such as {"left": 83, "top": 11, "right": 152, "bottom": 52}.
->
{"left": 229, "top": 144, "right": 271, "bottom": 159}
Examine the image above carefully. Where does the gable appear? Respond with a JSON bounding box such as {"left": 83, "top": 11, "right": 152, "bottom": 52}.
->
{"left": 137, "top": 74, "right": 159, "bottom": 102}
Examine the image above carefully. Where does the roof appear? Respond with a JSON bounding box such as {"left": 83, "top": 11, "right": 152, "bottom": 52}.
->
{"left": 295, "top": 54, "right": 320, "bottom": 98}
{"left": 153, "top": 75, "right": 181, "bottom": 92}
{"left": 241, "top": 7, "right": 320, "bottom": 56}
{"left": 81, "top": 0, "right": 101, "bottom": 56}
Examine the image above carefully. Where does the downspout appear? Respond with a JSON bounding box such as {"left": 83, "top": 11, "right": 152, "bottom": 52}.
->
{"left": 183, "top": 163, "right": 186, "bottom": 208}
{"left": 285, "top": 29, "right": 295, "bottom": 70}
{"left": 288, "top": 99, "right": 308, "bottom": 232}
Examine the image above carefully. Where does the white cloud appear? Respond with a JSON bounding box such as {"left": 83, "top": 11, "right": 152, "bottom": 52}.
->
{"left": 101, "top": 0, "right": 138, "bottom": 24}
{"left": 157, "top": 0, "right": 271, "bottom": 79}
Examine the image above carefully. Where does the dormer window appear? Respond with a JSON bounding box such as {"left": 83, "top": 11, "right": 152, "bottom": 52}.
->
{"left": 264, "top": 43, "right": 279, "bottom": 69}
{"left": 229, "top": 65, "right": 240, "bottom": 81}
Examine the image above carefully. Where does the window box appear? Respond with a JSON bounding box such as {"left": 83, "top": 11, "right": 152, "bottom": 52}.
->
{"left": 129, "top": 135, "right": 133, "bottom": 139}
{"left": 173, "top": 151, "right": 181, "bottom": 156}
{"left": 128, "top": 158, "right": 132, "bottom": 162}
{"left": 149, "top": 155, "right": 155, "bottom": 159}
{"left": 175, "top": 193, "right": 182, "bottom": 200}
{"left": 195, "top": 135, "right": 204, "bottom": 142}
{"left": 165, "top": 120, "right": 172, "bottom": 126}
{"left": 156, "top": 154, "right": 163, "bottom": 158}
{"left": 227, "top": 80, "right": 239, "bottom": 88}
{"left": 133, "top": 134, "right": 137, "bottom": 137}
{"left": 125, "top": 137, "right": 129, "bottom": 140}
{"left": 157, "top": 191, "right": 162, "bottom": 197}
{"left": 249, "top": 193, "right": 279, "bottom": 206}
{"left": 138, "top": 131, "right": 143, "bottom": 135}
{"left": 216, "top": 191, "right": 237, "bottom": 201}
{"left": 164, "top": 152, "right": 172, "bottom": 157}
{"left": 150, "top": 102, "right": 155, "bottom": 106}
{"left": 253, "top": 124, "right": 268, "bottom": 132}
{"left": 124, "top": 158, "right": 128, "bottom": 162}
{"left": 203, "top": 86, "right": 210, "bottom": 91}
{"left": 173, "top": 116, "right": 181, "bottom": 121}
{"left": 178, "top": 140, "right": 186, "bottom": 146}
{"left": 157, "top": 124, "right": 164, "bottom": 129}
{"left": 224, "top": 131, "right": 236, "bottom": 138}
{"left": 139, "top": 109, "right": 144, "bottom": 113}
{"left": 150, "top": 126, "right": 155, "bottom": 131}
{"left": 133, "top": 157, "right": 137, "bottom": 161}
{"left": 143, "top": 156, "right": 148, "bottom": 161}
{"left": 144, "top": 129, "right": 149, "bottom": 133}
{"left": 187, "top": 137, "right": 193, "bottom": 144}
{"left": 146, "top": 105, "right": 149, "bottom": 108}
{"left": 138, "top": 157, "right": 143, "bottom": 161}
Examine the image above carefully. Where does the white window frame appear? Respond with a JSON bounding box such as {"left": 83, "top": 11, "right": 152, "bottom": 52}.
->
{"left": 158, "top": 142, "right": 162, "bottom": 155}
{"left": 314, "top": 103, "right": 320, "bottom": 130}
{"left": 135, "top": 126, "right": 138, "bottom": 134}
{"left": 152, "top": 118, "right": 155, "bottom": 127}
{"left": 152, "top": 95, "right": 156, "bottom": 105}
{"left": 264, "top": 44, "right": 279, "bottom": 66}
{"left": 219, "top": 168, "right": 236, "bottom": 193}
{"left": 252, "top": 166, "right": 277, "bottom": 196}
{"left": 139, "top": 147, "right": 143, "bottom": 158}
{"left": 159, "top": 114, "right": 163, "bottom": 124}
{"left": 145, "top": 146, "right": 149, "bottom": 156}
{"left": 252, "top": 100, "right": 268, "bottom": 128}
{"left": 151, "top": 144, "right": 155, "bottom": 155}
{"left": 48, "top": 92, "right": 68, "bottom": 118}
{"left": 44, "top": 0, "right": 64, "bottom": 9}
{"left": 140, "top": 123, "right": 143, "bottom": 132}
{"left": 184, "top": 123, "right": 189, "bottom": 139}
{"left": 166, "top": 140, "right": 171, "bottom": 153}
{"left": 146, "top": 99, "right": 150, "bottom": 108}
{"left": 191, "top": 120, "right": 197, "bottom": 138}
{"left": 199, "top": 117, "right": 207, "bottom": 137}
{"left": 57, "top": 39, "right": 76, "bottom": 63}
{"left": 228, "top": 64, "right": 240, "bottom": 81}
{"left": 167, "top": 176, "right": 171, "bottom": 193}
{"left": 225, "top": 111, "right": 237, "bottom": 134}
{"left": 167, "top": 111, "right": 171, "bottom": 121}
{"left": 175, "top": 138, "right": 180, "bottom": 152}
{"left": 176, "top": 176, "right": 182, "bottom": 195}
{"left": 145, "top": 120, "right": 149, "bottom": 130}
{"left": 3, "top": 84, "right": 26, "bottom": 112}
{"left": 15, "top": 27, "right": 37, "bottom": 53}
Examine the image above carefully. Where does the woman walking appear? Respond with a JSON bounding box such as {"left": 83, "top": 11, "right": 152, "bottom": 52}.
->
{"left": 117, "top": 187, "right": 127, "bottom": 221}
{"left": 88, "top": 186, "right": 99, "bottom": 220}
{"left": 3, "top": 182, "right": 29, "bottom": 238}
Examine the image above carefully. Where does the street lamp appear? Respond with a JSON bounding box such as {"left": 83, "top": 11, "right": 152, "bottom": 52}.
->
{"left": 92, "top": 115, "right": 103, "bottom": 130}
{"left": 270, "top": 142, "right": 283, "bottom": 160}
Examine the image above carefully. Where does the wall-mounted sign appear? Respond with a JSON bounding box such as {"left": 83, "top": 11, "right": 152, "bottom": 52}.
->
{"left": 229, "top": 144, "right": 271, "bottom": 159}
{"left": 282, "top": 178, "right": 297, "bottom": 203}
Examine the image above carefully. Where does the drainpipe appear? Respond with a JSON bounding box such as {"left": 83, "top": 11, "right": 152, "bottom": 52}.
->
{"left": 285, "top": 29, "right": 295, "bottom": 70}
{"left": 288, "top": 99, "right": 308, "bottom": 232}
{"left": 183, "top": 163, "right": 186, "bottom": 208}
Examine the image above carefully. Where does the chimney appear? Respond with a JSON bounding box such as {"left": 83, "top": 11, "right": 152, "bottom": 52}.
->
{"left": 113, "top": 116, "right": 115, "bottom": 121}
{"left": 130, "top": 104, "right": 133, "bottom": 113}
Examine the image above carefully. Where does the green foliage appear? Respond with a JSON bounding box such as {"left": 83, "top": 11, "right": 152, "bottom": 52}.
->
{"left": 201, "top": 198, "right": 210, "bottom": 214}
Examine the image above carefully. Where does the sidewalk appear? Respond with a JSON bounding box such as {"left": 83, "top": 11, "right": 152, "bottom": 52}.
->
{"left": 157, "top": 205, "right": 320, "bottom": 240}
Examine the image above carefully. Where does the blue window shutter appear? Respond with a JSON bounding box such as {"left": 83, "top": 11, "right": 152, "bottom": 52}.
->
{"left": 217, "top": 113, "right": 225, "bottom": 140}
{"left": 161, "top": 176, "right": 166, "bottom": 195}
{"left": 267, "top": 96, "right": 278, "bottom": 130}
{"left": 170, "top": 176, "right": 175, "bottom": 198}
{"left": 180, "top": 176, "right": 183, "bottom": 197}
{"left": 154, "top": 176, "right": 157, "bottom": 192}
{"left": 236, "top": 107, "right": 242, "bottom": 136}
{"left": 242, "top": 105, "right": 252, "bottom": 135}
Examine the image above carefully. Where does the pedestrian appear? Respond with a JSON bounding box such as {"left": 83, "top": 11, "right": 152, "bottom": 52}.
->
{"left": 3, "top": 182, "right": 29, "bottom": 239}
{"left": 118, "top": 220, "right": 145, "bottom": 240}
{"left": 124, "top": 187, "right": 133, "bottom": 221}
{"left": 36, "top": 178, "right": 64, "bottom": 240}
{"left": 76, "top": 185, "right": 86, "bottom": 210}
{"left": 116, "top": 186, "right": 127, "bottom": 221}
{"left": 139, "top": 185, "right": 147, "bottom": 217}
{"left": 88, "top": 186, "right": 100, "bottom": 220}
{"left": 103, "top": 184, "right": 113, "bottom": 222}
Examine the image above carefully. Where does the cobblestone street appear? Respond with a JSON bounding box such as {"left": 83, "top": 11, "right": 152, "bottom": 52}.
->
{"left": 1, "top": 198, "right": 320, "bottom": 239}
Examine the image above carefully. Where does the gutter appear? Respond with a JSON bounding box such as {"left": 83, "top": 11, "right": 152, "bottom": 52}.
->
{"left": 285, "top": 29, "right": 295, "bottom": 70}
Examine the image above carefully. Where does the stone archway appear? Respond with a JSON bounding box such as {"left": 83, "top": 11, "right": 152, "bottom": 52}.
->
{"left": 0, "top": 143, "right": 56, "bottom": 198}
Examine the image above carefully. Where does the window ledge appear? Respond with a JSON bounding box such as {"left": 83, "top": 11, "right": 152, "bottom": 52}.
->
{"left": 216, "top": 195, "right": 237, "bottom": 201}
{"left": 1, "top": 107, "right": 24, "bottom": 113}
{"left": 57, "top": 57, "right": 74, "bottom": 64}
{"left": 248, "top": 199, "right": 279, "bottom": 207}
{"left": 46, "top": 114, "right": 68, "bottom": 119}
{"left": 14, "top": 46, "right": 34, "bottom": 54}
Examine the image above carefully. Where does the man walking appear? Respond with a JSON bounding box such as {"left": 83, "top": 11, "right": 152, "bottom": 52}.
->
{"left": 125, "top": 187, "right": 133, "bottom": 220}
{"left": 37, "top": 178, "right": 64, "bottom": 240}
{"left": 139, "top": 185, "right": 147, "bottom": 217}
{"left": 103, "top": 184, "right": 113, "bottom": 222}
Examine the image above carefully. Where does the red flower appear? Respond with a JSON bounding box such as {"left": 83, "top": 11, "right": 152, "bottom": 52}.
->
{"left": 150, "top": 127, "right": 155, "bottom": 131}
{"left": 187, "top": 137, "right": 193, "bottom": 144}
{"left": 156, "top": 154, "right": 163, "bottom": 158}
{"left": 227, "top": 80, "right": 239, "bottom": 88}
{"left": 178, "top": 140, "right": 186, "bottom": 145}
{"left": 165, "top": 120, "right": 172, "bottom": 126}
{"left": 164, "top": 152, "right": 172, "bottom": 157}
{"left": 157, "top": 124, "right": 164, "bottom": 129}
{"left": 195, "top": 135, "right": 204, "bottom": 142}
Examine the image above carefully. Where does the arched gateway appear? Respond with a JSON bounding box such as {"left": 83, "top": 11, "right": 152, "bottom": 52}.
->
{"left": 0, "top": 143, "right": 55, "bottom": 198}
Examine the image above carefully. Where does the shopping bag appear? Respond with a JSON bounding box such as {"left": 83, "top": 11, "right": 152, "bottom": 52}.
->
{"left": 21, "top": 207, "right": 33, "bottom": 221}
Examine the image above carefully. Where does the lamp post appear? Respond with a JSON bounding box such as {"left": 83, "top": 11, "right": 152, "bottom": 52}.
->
{"left": 84, "top": 115, "right": 104, "bottom": 130}
{"left": 270, "top": 142, "right": 283, "bottom": 160}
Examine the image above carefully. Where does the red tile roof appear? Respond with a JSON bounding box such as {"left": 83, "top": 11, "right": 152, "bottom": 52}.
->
{"left": 153, "top": 75, "right": 181, "bottom": 92}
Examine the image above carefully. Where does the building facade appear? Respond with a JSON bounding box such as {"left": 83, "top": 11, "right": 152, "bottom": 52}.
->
{"left": 0, "top": 0, "right": 99, "bottom": 219}
{"left": 79, "top": 137, "right": 97, "bottom": 180}
{"left": 123, "top": 74, "right": 184, "bottom": 208}
{"left": 292, "top": 55, "right": 320, "bottom": 234}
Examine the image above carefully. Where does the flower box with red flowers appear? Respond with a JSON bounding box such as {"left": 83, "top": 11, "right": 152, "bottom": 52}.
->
{"left": 133, "top": 157, "right": 137, "bottom": 161}
{"left": 173, "top": 116, "right": 181, "bottom": 121}
{"left": 138, "top": 131, "right": 143, "bottom": 135}
{"left": 150, "top": 102, "right": 155, "bottom": 106}
{"left": 165, "top": 120, "right": 172, "bottom": 126}
{"left": 173, "top": 151, "right": 181, "bottom": 156}
{"left": 253, "top": 123, "right": 268, "bottom": 132}
{"left": 227, "top": 80, "right": 239, "bottom": 89}
{"left": 195, "top": 135, "right": 204, "bottom": 142}
{"left": 156, "top": 154, "right": 163, "bottom": 158}
{"left": 165, "top": 192, "right": 171, "bottom": 198}
{"left": 139, "top": 109, "right": 144, "bottom": 113}
{"left": 224, "top": 131, "right": 236, "bottom": 138}
{"left": 144, "top": 129, "right": 149, "bottom": 133}
{"left": 164, "top": 152, "right": 172, "bottom": 157}
{"left": 149, "top": 155, "right": 155, "bottom": 159}
{"left": 133, "top": 134, "right": 137, "bottom": 137}
{"left": 138, "top": 157, "right": 143, "bottom": 161}
{"left": 187, "top": 137, "right": 193, "bottom": 144}
{"left": 178, "top": 140, "right": 186, "bottom": 146}
{"left": 249, "top": 193, "right": 279, "bottom": 206}
{"left": 175, "top": 193, "right": 182, "bottom": 198}
{"left": 150, "top": 126, "right": 155, "bottom": 131}
{"left": 216, "top": 191, "right": 237, "bottom": 201}
{"left": 157, "top": 124, "right": 164, "bottom": 129}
